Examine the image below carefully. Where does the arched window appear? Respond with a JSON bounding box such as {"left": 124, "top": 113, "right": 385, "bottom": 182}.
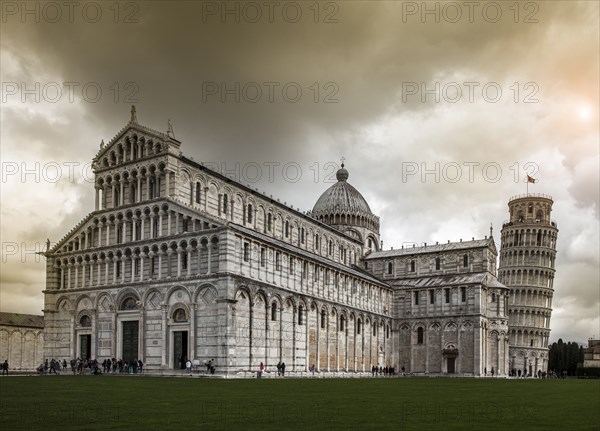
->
{"left": 222, "top": 194, "right": 228, "bottom": 214}
{"left": 463, "top": 255, "right": 468, "bottom": 267}
{"left": 321, "top": 309, "right": 326, "bottom": 329}
{"left": 410, "top": 260, "right": 416, "bottom": 272}
{"left": 357, "top": 319, "right": 362, "bottom": 334}
{"left": 340, "top": 315, "right": 345, "bottom": 332}
{"left": 328, "top": 240, "right": 333, "bottom": 255}
{"left": 285, "top": 220, "right": 289, "bottom": 238}
{"left": 298, "top": 305, "right": 304, "bottom": 325}
{"left": 247, "top": 204, "right": 253, "bottom": 224}
{"left": 387, "top": 262, "right": 393, "bottom": 275}
{"left": 492, "top": 293, "right": 496, "bottom": 302}
{"left": 80, "top": 315, "right": 91, "bottom": 327}
{"left": 271, "top": 302, "right": 278, "bottom": 321}
{"left": 130, "top": 183, "right": 137, "bottom": 204}
{"left": 435, "top": 257, "right": 441, "bottom": 270}
{"left": 267, "top": 213, "right": 272, "bottom": 231}
{"left": 114, "top": 187, "right": 120, "bottom": 206}
{"left": 537, "top": 231, "right": 542, "bottom": 246}
{"left": 173, "top": 308, "right": 188, "bottom": 322}
{"left": 373, "top": 324, "right": 377, "bottom": 336}
{"left": 417, "top": 327, "right": 424, "bottom": 344}
{"left": 300, "top": 227, "right": 305, "bottom": 244}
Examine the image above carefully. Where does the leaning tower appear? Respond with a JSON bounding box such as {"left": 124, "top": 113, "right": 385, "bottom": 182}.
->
{"left": 498, "top": 194, "right": 558, "bottom": 376}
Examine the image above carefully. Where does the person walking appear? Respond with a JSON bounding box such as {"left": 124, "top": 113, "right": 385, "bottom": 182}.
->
{"left": 2, "top": 360, "right": 8, "bottom": 375}
{"left": 258, "top": 362, "right": 264, "bottom": 379}
{"left": 281, "top": 362, "right": 286, "bottom": 377}
{"left": 186, "top": 359, "right": 192, "bottom": 375}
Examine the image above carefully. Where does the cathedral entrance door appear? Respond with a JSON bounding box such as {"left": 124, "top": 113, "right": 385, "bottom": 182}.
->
{"left": 122, "top": 321, "right": 139, "bottom": 362}
{"left": 79, "top": 334, "right": 91, "bottom": 360}
{"left": 447, "top": 357, "right": 455, "bottom": 374}
{"left": 173, "top": 331, "right": 188, "bottom": 369}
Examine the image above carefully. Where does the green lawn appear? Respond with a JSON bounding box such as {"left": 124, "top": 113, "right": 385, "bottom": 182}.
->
{"left": 1, "top": 376, "right": 598, "bottom": 431}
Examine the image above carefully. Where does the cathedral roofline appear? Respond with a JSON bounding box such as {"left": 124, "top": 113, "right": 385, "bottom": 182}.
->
{"left": 365, "top": 237, "right": 495, "bottom": 260}
{"left": 94, "top": 120, "right": 181, "bottom": 162}
{"left": 179, "top": 155, "right": 364, "bottom": 246}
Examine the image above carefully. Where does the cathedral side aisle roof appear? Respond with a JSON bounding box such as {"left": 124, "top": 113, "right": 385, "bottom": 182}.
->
{"left": 390, "top": 272, "right": 506, "bottom": 289}
{"left": 365, "top": 238, "right": 494, "bottom": 260}
{"left": 0, "top": 312, "right": 44, "bottom": 328}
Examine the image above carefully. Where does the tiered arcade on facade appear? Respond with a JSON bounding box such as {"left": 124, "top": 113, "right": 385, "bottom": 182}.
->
{"left": 42, "top": 111, "right": 549, "bottom": 376}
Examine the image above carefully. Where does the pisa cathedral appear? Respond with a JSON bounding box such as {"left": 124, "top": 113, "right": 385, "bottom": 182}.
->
{"left": 41, "top": 110, "right": 557, "bottom": 376}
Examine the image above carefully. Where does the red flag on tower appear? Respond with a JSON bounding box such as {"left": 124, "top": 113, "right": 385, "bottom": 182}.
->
{"left": 526, "top": 175, "right": 537, "bottom": 184}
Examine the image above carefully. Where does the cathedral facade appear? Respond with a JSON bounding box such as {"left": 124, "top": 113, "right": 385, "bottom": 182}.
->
{"left": 42, "top": 112, "right": 537, "bottom": 376}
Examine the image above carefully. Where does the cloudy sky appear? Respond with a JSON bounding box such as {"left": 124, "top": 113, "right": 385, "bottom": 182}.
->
{"left": 1, "top": 1, "right": 598, "bottom": 343}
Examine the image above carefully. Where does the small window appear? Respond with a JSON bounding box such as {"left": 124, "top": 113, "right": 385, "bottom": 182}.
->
{"left": 298, "top": 305, "right": 304, "bottom": 325}
{"left": 387, "top": 262, "right": 393, "bottom": 275}
{"left": 195, "top": 182, "right": 201, "bottom": 204}
{"left": 285, "top": 220, "right": 290, "bottom": 238}
{"left": 410, "top": 260, "right": 416, "bottom": 272}
{"left": 243, "top": 242, "right": 249, "bottom": 262}
{"left": 340, "top": 315, "right": 345, "bottom": 332}
{"left": 328, "top": 240, "right": 333, "bottom": 255}
{"left": 182, "top": 253, "right": 187, "bottom": 270}
{"left": 275, "top": 252, "right": 281, "bottom": 271}
{"left": 372, "top": 325, "right": 377, "bottom": 336}
{"left": 417, "top": 327, "right": 424, "bottom": 344}
{"left": 445, "top": 288, "right": 450, "bottom": 304}
{"left": 116, "top": 260, "right": 122, "bottom": 278}
{"left": 223, "top": 194, "right": 228, "bottom": 213}
{"left": 435, "top": 257, "right": 441, "bottom": 270}
{"left": 267, "top": 213, "right": 272, "bottom": 231}
{"left": 271, "top": 302, "right": 277, "bottom": 321}
{"left": 289, "top": 257, "right": 295, "bottom": 273}
{"left": 357, "top": 319, "right": 362, "bottom": 334}
{"left": 492, "top": 293, "right": 496, "bottom": 302}
{"left": 300, "top": 227, "right": 305, "bottom": 244}
{"left": 414, "top": 291, "right": 419, "bottom": 305}
{"left": 260, "top": 248, "right": 266, "bottom": 267}
{"left": 461, "top": 286, "right": 466, "bottom": 302}
{"left": 321, "top": 310, "right": 326, "bottom": 329}
{"left": 463, "top": 254, "right": 468, "bottom": 268}
{"left": 429, "top": 290, "right": 435, "bottom": 304}
{"left": 80, "top": 315, "right": 91, "bottom": 327}
{"left": 247, "top": 204, "right": 253, "bottom": 224}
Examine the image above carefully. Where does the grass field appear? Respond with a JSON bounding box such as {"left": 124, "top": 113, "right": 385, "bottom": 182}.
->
{"left": 1, "top": 376, "right": 599, "bottom": 431}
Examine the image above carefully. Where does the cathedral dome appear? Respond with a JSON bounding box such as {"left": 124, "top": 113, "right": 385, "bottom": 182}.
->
{"left": 310, "top": 164, "right": 380, "bottom": 245}
{"left": 312, "top": 164, "right": 373, "bottom": 216}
